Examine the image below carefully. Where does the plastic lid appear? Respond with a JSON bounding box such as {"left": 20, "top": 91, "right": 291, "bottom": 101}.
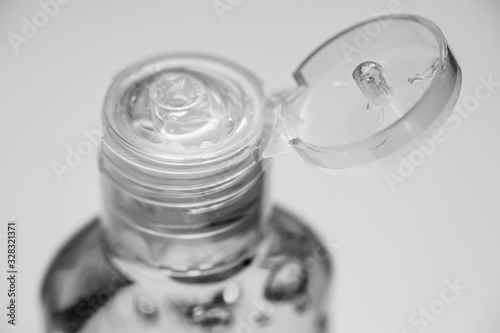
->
{"left": 267, "top": 14, "right": 462, "bottom": 174}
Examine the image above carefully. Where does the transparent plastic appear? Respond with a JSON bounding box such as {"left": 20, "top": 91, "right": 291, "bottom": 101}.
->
{"left": 268, "top": 15, "right": 462, "bottom": 174}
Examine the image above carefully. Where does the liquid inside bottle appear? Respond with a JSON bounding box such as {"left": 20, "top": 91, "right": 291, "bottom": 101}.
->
{"left": 42, "top": 208, "right": 332, "bottom": 333}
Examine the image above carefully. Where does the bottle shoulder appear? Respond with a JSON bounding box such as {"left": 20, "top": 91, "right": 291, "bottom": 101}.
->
{"left": 43, "top": 208, "right": 330, "bottom": 282}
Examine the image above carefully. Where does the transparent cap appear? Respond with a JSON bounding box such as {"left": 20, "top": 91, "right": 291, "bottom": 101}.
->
{"left": 266, "top": 14, "right": 462, "bottom": 174}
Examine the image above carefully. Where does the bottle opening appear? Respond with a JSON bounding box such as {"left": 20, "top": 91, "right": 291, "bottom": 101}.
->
{"left": 102, "top": 54, "right": 264, "bottom": 170}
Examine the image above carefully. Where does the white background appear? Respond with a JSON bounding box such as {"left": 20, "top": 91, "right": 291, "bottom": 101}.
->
{"left": 1, "top": 0, "right": 500, "bottom": 332}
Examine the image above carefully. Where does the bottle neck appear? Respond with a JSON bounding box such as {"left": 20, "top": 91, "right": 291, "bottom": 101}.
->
{"left": 99, "top": 151, "right": 272, "bottom": 278}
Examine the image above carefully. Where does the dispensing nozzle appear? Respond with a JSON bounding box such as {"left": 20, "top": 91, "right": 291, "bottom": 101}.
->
{"left": 147, "top": 72, "right": 227, "bottom": 149}
{"left": 149, "top": 73, "right": 205, "bottom": 119}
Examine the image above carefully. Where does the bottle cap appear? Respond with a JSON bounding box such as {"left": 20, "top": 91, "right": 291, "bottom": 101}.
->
{"left": 265, "top": 14, "right": 461, "bottom": 174}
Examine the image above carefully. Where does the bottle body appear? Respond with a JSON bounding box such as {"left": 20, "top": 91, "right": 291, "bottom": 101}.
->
{"left": 42, "top": 54, "right": 333, "bottom": 333}
{"left": 42, "top": 206, "right": 332, "bottom": 333}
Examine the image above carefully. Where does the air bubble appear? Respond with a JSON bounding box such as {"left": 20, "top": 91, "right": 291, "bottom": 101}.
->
{"left": 264, "top": 259, "right": 308, "bottom": 302}
{"left": 185, "top": 303, "right": 233, "bottom": 328}
{"left": 250, "top": 312, "right": 271, "bottom": 327}
{"left": 135, "top": 296, "right": 158, "bottom": 320}
{"left": 226, "top": 115, "right": 234, "bottom": 133}
{"left": 200, "top": 141, "right": 213, "bottom": 149}
{"left": 223, "top": 284, "right": 240, "bottom": 305}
